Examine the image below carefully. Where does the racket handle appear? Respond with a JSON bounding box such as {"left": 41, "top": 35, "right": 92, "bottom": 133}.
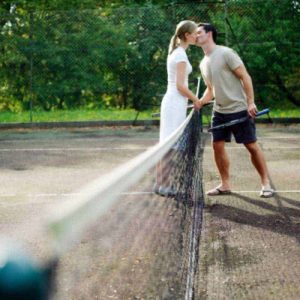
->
{"left": 255, "top": 108, "right": 270, "bottom": 117}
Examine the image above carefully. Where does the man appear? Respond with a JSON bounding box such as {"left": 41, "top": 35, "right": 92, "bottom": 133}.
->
{"left": 195, "top": 23, "right": 274, "bottom": 197}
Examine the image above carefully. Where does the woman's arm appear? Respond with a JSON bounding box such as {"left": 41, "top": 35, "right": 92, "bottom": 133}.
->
{"left": 176, "top": 62, "right": 199, "bottom": 104}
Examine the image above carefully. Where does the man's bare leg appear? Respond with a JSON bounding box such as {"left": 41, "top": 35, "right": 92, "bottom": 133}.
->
{"left": 244, "top": 142, "right": 269, "bottom": 186}
{"left": 207, "top": 140, "right": 231, "bottom": 194}
{"left": 244, "top": 141, "right": 274, "bottom": 197}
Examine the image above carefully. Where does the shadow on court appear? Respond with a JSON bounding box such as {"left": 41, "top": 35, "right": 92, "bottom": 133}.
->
{"left": 199, "top": 125, "right": 300, "bottom": 300}
{"left": 207, "top": 193, "right": 300, "bottom": 242}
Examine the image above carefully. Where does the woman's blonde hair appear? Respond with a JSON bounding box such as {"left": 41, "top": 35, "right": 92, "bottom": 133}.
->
{"left": 168, "top": 20, "right": 197, "bottom": 54}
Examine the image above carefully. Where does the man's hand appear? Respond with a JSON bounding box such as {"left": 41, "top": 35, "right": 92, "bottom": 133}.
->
{"left": 193, "top": 100, "right": 203, "bottom": 111}
{"left": 248, "top": 102, "right": 257, "bottom": 118}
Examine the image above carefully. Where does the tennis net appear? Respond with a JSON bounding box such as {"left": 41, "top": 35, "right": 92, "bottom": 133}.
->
{"left": 46, "top": 109, "right": 205, "bottom": 299}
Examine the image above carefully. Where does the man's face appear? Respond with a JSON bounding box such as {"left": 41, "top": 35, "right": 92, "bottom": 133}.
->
{"left": 196, "top": 26, "right": 209, "bottom": 46}
{"left": 186, "top": 29, "right": 200, "bottom": 45}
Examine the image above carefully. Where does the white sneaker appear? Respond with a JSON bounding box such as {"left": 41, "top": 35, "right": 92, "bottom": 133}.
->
{"left": 260, "top": 187, "right": 275, "bottom": 198}
{"left": 159, "top": 186, "right": 177, "bottom": 198}
{"left": 153, "top": 183, "right": 160, "bottom": 194}
{"left": 153, "top": 184, "right": 176, "bottom": 198}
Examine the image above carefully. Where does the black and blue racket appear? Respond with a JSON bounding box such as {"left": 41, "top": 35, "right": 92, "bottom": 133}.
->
{"left": 208, "top": 108, "right": 270, "bottom": 132}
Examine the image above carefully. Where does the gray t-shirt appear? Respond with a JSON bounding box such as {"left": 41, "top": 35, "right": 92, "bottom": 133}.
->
{"left": 200, "top": 45, "right": 248, "bottom": 114}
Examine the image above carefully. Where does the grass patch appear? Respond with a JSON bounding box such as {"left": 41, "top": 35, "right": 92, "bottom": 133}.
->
{"left": 0, "top": 109, "right": 158, "bottom": 123}
{"left": 270, "top": 109, "right": 300, "bottom": 118}
{"left": 0, "top": 108, "right": 299, "bottom": 123}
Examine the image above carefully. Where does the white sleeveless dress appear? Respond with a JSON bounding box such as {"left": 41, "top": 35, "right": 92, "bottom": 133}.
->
{"left": 160, "top": 47, "right": 192, "bottom": 142}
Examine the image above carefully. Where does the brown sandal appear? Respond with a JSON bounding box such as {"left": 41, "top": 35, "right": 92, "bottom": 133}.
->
{"left": 206, "top": 187, "right": 231, "bottom": 196}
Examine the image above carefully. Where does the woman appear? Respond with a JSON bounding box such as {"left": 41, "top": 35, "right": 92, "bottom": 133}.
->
{"left": 155, "top": 20, "right": 202, "bottom": 197}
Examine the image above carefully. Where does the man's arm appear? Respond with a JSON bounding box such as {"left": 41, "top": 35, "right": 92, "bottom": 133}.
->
{"left": 194, "top": 83, "right": 214, "bottom": 110}
{"left": 233, "top": 64, "right": 257, "bottom": 117}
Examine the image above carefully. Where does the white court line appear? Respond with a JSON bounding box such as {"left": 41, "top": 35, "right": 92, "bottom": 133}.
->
{"left": 0, "top": 147, "right": 148, "bottom": 152}
{"left": 231, "top": 190, "right": 300, "bottom": 193}
{"left": 0, "top": 192, "right": 153, "bottom": 198}
{"left": 0, "top": 193, "right": 83, "bottom": 198}
{"left": 1, "top": 190, "right": 300, "bottom": 199}
{"left": 2, "top": 136, "right": 299, "bottom": 142}
{"left": 0, "top": 193, "right": 17, "bottom": 197}
{"left": 204, "top": 146, "right": 300, "bottom": 150}
{"left": 1, "top": 138, "right": 158, "bottom": 142}
{"left": 1, "top": 146, "right": 300, "bottom": 152}
{"left": 257, "top": 136, "right": 300, "bottom": 139}
{"left": 121, "top": 190, "right": 300, "bottom": 194}
{"left": 121, "top": 191, "right": 153, "bottom": 195}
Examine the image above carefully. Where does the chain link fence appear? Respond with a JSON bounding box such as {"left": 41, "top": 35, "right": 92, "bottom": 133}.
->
{"left": 0, "top": 0, "right": 299, "bottom": 120}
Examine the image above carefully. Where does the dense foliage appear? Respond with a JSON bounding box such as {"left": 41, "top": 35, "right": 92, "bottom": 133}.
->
{"left": 0, "top": 0, "right": 299, "bottom": 112}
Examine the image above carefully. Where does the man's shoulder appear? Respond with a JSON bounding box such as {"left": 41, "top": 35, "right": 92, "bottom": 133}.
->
{"left": 215, "top": 46, "right": 242, "bottom": 64}
{"left": 215, "top": 45, "right": 235, "bottom": 54}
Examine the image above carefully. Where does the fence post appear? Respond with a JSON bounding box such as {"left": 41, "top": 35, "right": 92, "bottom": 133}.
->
{"left": 224, "top": 0, "right": 229, "bottom": 46}
{"left": 29, "top": 11, "right": 33, "bottom": 123}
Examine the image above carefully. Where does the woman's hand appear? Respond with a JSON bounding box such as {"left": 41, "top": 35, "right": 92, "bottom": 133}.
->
{"left": 193, "top": 100, "right": 203, "bottom": 111}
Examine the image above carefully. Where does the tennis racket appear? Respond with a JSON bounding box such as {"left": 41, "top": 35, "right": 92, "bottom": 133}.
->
{"left": 208, "top": 108, "right": 270, "bottom": 132}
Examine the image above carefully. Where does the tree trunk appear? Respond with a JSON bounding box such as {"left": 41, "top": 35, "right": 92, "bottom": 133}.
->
{"left": 120, "top": 88, "right": 128, "bottom": 109}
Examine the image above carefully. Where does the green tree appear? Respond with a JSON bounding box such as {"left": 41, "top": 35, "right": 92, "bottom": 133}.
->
{"left": 210, "top": 0, "right": 300, "bottom": 108}
{"left": 0, "top": 0, "right": 298, "bottom": 112}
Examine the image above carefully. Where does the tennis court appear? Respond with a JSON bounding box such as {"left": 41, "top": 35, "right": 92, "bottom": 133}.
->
{"left": 199, "top": 124, "right": 300, "bottom": 299}
{"left": 0, "top": 122, "right": 299, "bottom": 299}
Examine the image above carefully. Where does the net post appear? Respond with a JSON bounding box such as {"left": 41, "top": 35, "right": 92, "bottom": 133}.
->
{"left": 196, "top": 76, "right": 203, "bottom": 132}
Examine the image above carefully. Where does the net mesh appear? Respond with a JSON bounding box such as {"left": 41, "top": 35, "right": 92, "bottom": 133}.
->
{"left": 48, "top": 110, "right": 205, "bottom": 299}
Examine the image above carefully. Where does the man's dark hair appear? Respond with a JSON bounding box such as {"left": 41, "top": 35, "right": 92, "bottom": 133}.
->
{"left": 198, "top": 23, "right": 217, "bottom": 43}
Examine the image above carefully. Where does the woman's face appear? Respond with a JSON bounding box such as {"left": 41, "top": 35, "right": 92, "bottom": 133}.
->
{"left": 186, "top": 28, "right": 199, "bottom": 45}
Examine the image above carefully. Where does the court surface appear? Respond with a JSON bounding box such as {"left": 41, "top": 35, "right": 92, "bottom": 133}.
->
{"left": 0, "top": 124, "right": 299, "bottom": 299}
